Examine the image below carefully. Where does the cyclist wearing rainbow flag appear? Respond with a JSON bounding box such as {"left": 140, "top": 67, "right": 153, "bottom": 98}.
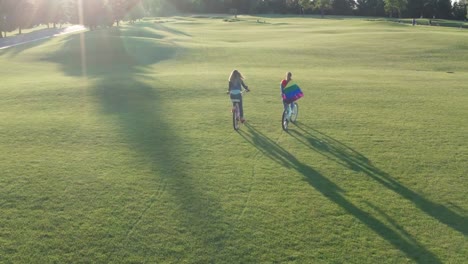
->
{"left": 281, "top": 71, "right": 303, "bottom": 107}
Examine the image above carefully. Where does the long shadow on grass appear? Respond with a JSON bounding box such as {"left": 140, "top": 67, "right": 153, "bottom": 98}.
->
{"left": 290, "top": 122, "right": 467, "bottom": 237}
{"left": 42, "top": 27, "right": 229, "bottom": 260}
{"left": 240, "top": 123, "right": 441, "bottom": 264}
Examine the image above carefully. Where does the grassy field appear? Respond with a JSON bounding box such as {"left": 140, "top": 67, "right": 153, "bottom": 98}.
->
{"left": 0, "top": 15, "right": 467, "bottom": 263}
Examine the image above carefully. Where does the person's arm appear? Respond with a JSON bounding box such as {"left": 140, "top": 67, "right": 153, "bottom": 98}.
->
{"left": 241, "top": 80, "right": 249, "bottom": 91}
{"left": 227, "top": 81, "right": 232, "bottom": 94}
{"left": 280, "top": 80, "right": 288, "bottom": 100}
{"left": 280, "top": 80, "right": 287, "bottom": 94}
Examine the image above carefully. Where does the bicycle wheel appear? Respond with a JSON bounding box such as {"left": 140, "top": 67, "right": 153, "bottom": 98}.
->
{"left": 233, "top": 103, "right": 240, "bottom": 130}
{"left": 282, "top": 109, "right": 289, "bottom": 131}
{"left": 290, "top": 102, "right": 298, "bottom": 123}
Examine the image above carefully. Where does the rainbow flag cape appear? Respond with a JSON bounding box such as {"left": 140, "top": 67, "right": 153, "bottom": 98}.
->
{"left": 282, "top": 82, "right": 304, "bottom": 103}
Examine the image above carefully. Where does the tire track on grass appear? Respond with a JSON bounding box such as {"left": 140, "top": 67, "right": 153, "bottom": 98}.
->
{"left": 237, "top": 124, "right": 284, "bottom": 221}
{"left": 124, "top": 181, "right": 167, "bottom": 240}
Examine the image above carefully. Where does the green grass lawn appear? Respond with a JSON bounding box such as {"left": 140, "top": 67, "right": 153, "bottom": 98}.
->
{"left": 0, "top": 15, "right": 467, "bottom": 263}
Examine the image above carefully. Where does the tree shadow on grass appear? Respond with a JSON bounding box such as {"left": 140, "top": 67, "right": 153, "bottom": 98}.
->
{"left": 41, "top": 27, "right": 230, "bottom": 260}
{"left": 43, "top": 29, "right": 178, "bottom": 76}
{"left": 239, "top": 123, "right": 442, "bottom": 264}
{"left": 290, "top": 121, "right": 467, "bottom": 237}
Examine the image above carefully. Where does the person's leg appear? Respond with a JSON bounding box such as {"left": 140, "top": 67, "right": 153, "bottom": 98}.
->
{"left": 284, "top": 102, "right": 292, "bottom": 119}
{"left": 239, "top": 98, "right": 244, "bottom": 119}
{"left": 231, "top": 94, "right": 239, "bottom": 112}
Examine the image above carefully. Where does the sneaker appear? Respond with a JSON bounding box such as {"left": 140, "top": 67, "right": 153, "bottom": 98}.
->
{"left": 240, "top": 118, "right": 246, "bottom": 123}
{"left": 231, "top": 107, "right": 236, "bottom": 113}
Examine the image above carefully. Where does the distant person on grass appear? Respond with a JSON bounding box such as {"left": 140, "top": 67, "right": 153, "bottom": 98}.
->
{"left": 227, "top": 69, "right": 250, "bottom": 123}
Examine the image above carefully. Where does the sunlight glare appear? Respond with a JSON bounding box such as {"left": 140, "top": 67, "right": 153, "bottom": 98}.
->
{"left": 77, "top": 0, "right": 87, "bottom": 78}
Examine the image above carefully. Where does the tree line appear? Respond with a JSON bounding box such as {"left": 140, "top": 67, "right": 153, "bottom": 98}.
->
{"left": 1, "top": 0, "right": 467, "bottom": 38}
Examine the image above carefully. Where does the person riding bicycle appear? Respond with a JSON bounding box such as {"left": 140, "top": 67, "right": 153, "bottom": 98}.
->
{"left": 227, "top": 69, "right": 250, "bottom": 123}
{"left": 281, "top": 72, "right": 293, "bottom": 112}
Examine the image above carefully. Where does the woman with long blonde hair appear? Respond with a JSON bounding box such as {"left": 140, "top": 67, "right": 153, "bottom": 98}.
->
{"left": 227, "top": 69, "right": 250, "bottom": 123}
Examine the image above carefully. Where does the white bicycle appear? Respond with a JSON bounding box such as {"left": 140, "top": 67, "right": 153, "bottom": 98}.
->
{"left": 282, "top": 102, "right": 298, "bottom": 131}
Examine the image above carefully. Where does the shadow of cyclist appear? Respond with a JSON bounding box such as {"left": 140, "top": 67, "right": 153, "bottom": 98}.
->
{"left": 239, "top": 123, "right": 442, "bottom": 264}
{"left": 290, "top": 121, "right": 467, "bottom": 237}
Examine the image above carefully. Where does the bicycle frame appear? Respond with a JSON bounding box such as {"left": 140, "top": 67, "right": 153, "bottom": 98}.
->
{"left": 282, "top": 102, "right": 298, "bottom": 131}
{"left": 230, "top": 90, "right": 246, "bottom": 131}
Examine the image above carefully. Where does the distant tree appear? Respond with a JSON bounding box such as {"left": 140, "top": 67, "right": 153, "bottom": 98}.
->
{"left": 356, "top": 0, "right": 368, "bottom": 15}
{"left": 452, "top": 0, "right": 467, "bottom": 20}
{"left": 313, "top": 0, "right": 332, "bottom": 17}
{"left": 80, "top": 0, "right": 105, "bottom": 29}
{"left": 4, "top": 0, "right": 466, "bottom": 32}
{"left": 384, "top": 0, "right": 406, "bottom": 17}
{"left": 100, "top": 0, "right": 143, "bottom": 27}
{"left": 331, "top": 0, "right": 355, "bottom": 15}
{"left": 0, "top": 0, "right": 7, "bottom": 37}
{"left": 265, "top": 0, "right": 286, "bottom": 13}
{"left": 33, "top": 0, "right": 67, "bottom": 28}
{"left": 67, "top": 0, "right": 81, "bottom": 25}
{"left": 108, "top": 0, "right": 126, "bottom": 26}
{"left": 356, "top": 0, "right": 386, "bottom": 16}
{"left": 251, "top": 0, "right": 272, "bottom": 13}
{"left": 34, "top": 0, "right": 52, "bottom": 27}
{"left": 10, "top": 0, "right": 35, "bottom": 34}
{"left": 126, "top": 1, "right": 146, "bottom": 22}
{"left": 436, "top": 0, "right": 452, "bottom": 18}
{"left": 407, "top": 0, "right": 431, "bottom": 17}
{"left": 424, "top": 0, "right": 438, "bottom": 18}
{"left": 141, "top": 0, "right": 159, "bottom": 15}
{"left": 143, "top": 0, "right": 178, "bottom": 16}
{"left": 384, "top": 0, "right": 395, "bottom": 16}
{"left": 299, "top": 0, "right": 315, "bottom": 13}
{"left": 229, "top": 0, "right": 255, "bottom": 13}
{"left": 55, "top": 0, "right": 70, "bottom": 27}
{"left": 192, "top": 0, "right": 226, "bottom": 13}
{"left": 284, "top": 0, "right": 302, "bottom": 14}
{"left": 171, "top": 0, "right": 192, "bottom": 13}
{"left": 461, "top": 0, "right": 468, "bottom": 19}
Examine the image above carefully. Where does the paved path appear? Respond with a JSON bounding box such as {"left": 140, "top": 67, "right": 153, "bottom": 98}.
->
{"left": 0, "top": 25, "right": 86, "bottom": 50}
